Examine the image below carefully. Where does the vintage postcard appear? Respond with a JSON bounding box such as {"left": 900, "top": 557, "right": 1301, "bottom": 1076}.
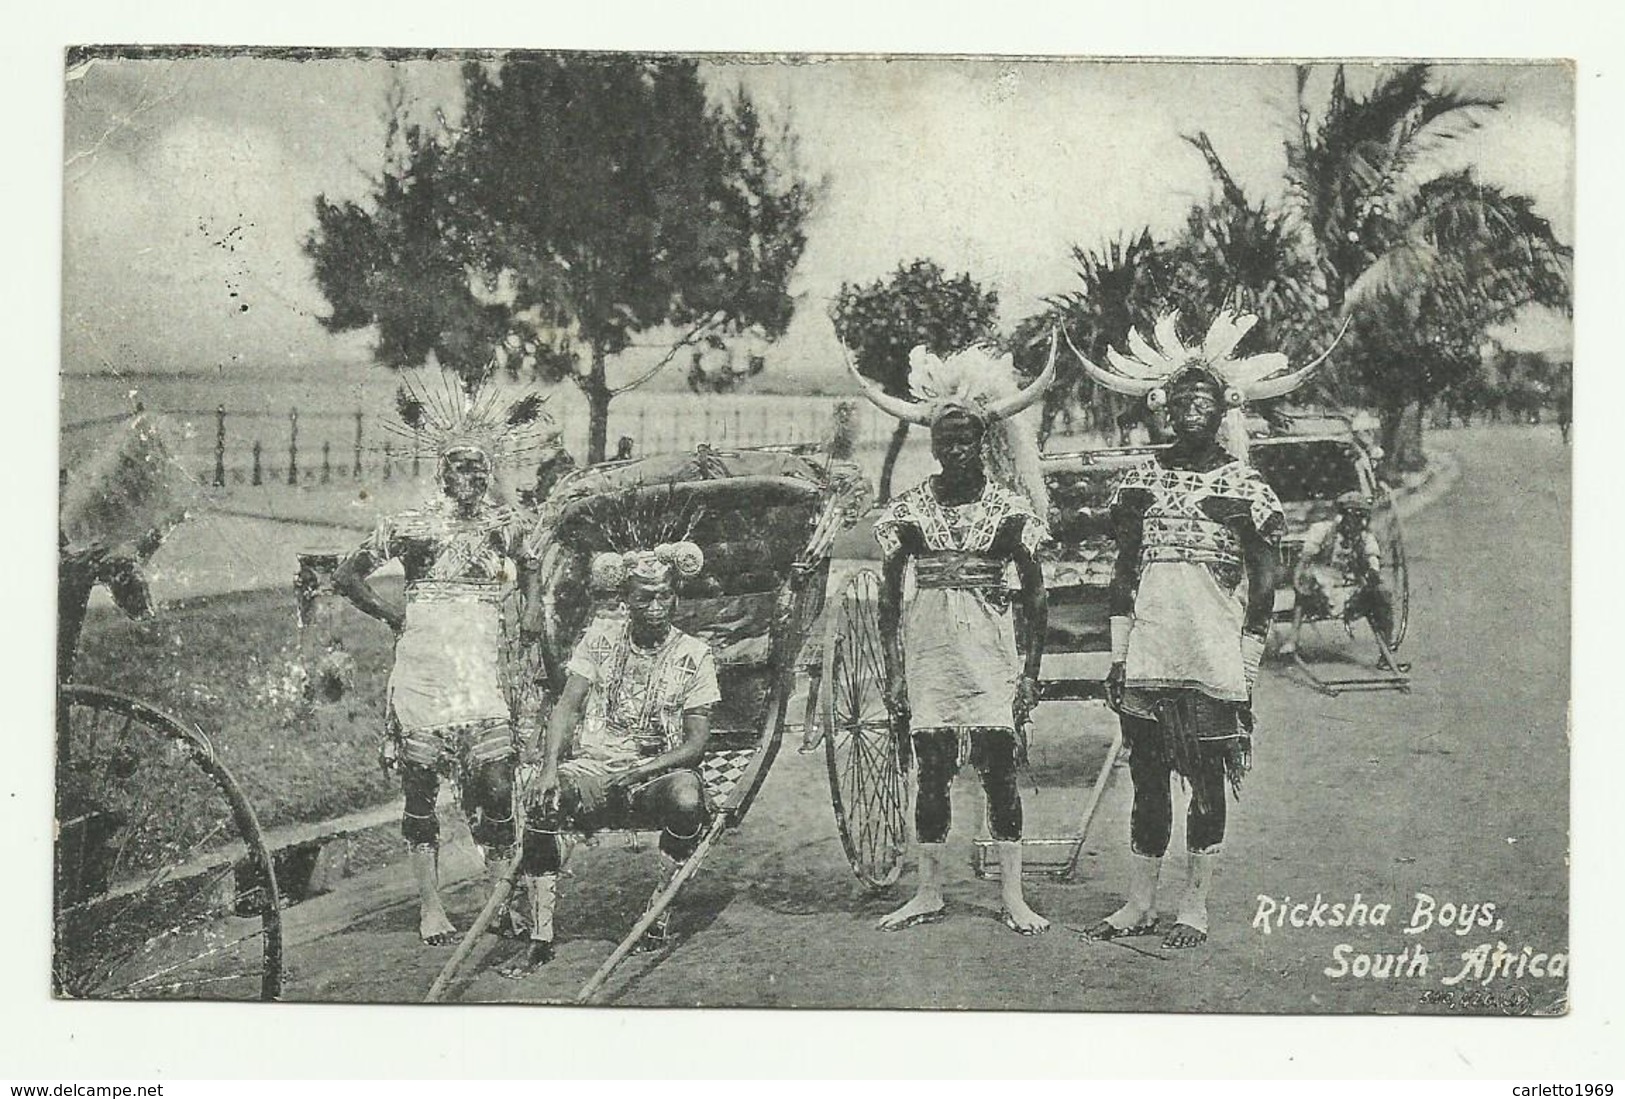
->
{"left": 56, "top": 47, "right": 1572, "bottom": 1013}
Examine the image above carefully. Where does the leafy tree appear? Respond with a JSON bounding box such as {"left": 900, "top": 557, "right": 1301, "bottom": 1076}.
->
{"left": 306, "top": 57, "right": 819, "bottom": 462}
{"left": 1341, "top": 170, "right": 1571, "bottom": 465}
{"left": 830, "top": 259, "right": 999, "bottom": 501}
{"left": 685, "top": 332, "right": 768, "bottom": 394}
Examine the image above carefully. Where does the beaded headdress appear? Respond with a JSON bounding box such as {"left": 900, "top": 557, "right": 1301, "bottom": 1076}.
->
{"left": 589, "top": 542, "right": 705, "bottom": 591}
{"left": 386, "top": 370, "right": 555, "bottom": 470}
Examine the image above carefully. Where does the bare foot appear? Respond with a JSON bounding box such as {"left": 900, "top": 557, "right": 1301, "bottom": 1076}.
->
{"left": 999, "top": 895, "right": 1050, "bottom": 935}
{"left": 1162, "top": 922, "right": 1207, "bottom": 949}
{"left": 876, "top": 889, "right": 947, "bottom": 931}
{"left": 1082, "top": 900, "right": 1158, "bottom": 941}
{"left": 498, "top": 940, "right": 555, "bottom": 979}
{"left": 419, "top": 909, "right": 458, "bottom": 947}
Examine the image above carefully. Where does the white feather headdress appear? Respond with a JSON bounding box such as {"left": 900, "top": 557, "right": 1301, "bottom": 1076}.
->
{"left": 1063, "top": 310, "right": 1349, "bottom": 461}
{"left": 1064, "top": 310, "right": 1348, "bottom": 409}
{"left": 848, "top": 339, "right": 1055, "bottom": 514}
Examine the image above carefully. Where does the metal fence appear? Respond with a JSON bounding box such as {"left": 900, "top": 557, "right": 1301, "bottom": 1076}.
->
{"left": 62, "top": 397, "right": 904, "bottom": 490}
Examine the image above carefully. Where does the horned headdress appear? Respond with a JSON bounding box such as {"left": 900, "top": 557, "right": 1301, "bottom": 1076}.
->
{"left": 845, "top": 330, "right": 1059, "bottom": 513}
{"left": 1063, "top": 311, "right": 1349, "bottom": 460}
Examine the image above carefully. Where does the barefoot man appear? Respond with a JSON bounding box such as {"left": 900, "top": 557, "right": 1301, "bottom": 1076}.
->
{"left": 1068, "top": 311, "right": 1343, "bottom": 948}
{"left": 335, "top": 379, "right": 550, "bottom": 945}
{"left": 847, "top": 335, "right": 1056, "bottom": 935}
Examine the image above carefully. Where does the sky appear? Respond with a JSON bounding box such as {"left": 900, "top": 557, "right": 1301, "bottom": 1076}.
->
{"left": 60, "top": 53, "right": 1575, "bottom": 390}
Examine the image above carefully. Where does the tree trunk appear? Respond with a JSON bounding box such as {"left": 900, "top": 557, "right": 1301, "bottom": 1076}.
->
{"left": 1378, "top": 398, "right": 1427, "bottom": 482}
{"left": 585, "top": 343, "right": 611, "bottom": 465}
{"left": 877, "top": 420, "right": 910, "bottom": 503}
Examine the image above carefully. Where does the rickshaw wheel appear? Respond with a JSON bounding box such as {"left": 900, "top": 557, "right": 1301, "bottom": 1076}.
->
{"left": 54, "top": 685, "right": 284, "bottom": 1001}
{"left": 822, "top": 569, "right": 910, "bottom": 891}
{"left": 1371, "top": 497, "right": 1411, "bottom": 650}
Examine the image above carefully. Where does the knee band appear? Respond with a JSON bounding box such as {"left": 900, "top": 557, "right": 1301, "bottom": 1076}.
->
{"left": 401, "top": 807, "right": 439, "bottom": 846}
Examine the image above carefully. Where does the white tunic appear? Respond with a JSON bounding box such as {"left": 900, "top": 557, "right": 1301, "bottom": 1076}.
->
{"left": 873, "top": 481, "right": 1047, "bottom": 731}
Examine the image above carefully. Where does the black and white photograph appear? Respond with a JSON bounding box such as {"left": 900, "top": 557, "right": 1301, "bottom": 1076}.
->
{"left": 50, "top": 43, "right": 1575, "bottom": 1018}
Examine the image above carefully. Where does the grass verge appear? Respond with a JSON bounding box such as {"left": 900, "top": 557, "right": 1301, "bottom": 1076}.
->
{"left": 71, "top": 580, "right": 408, "bottom": 832}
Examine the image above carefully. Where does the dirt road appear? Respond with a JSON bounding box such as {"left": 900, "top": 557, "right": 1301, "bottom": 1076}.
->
{"left": 276, "top": 425, "right": 1570, "bottom": 1013}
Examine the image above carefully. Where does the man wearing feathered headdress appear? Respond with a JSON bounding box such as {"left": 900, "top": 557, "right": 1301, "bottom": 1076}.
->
{"left": 1066, "top": 310, "right": 1344, "bottom": 949}
{"left": 500, "top": 541, "right": 719, "bottom": 977}
{"left": 847, "top": 332, "right": 1057, "bottom": 935}
{"left": 334, "top": 375, "right": 552, "bottom": 947}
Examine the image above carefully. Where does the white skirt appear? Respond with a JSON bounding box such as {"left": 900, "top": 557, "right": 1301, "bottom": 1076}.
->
{"left": 1124, "top": 561, "right": 1247, "bottom": 704}
{"left": 389, "top": 598, "right": 511, "bottom": 732}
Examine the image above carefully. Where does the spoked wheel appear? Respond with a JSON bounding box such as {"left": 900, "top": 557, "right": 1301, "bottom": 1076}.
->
{"left": 54, "top": 685, "right": 284, "bottom": 1000}
{"left": 1371, "top": 497, "right": 1411, "bottom": 650}
{"left": 821, "top": 569, "right": 910, "bottom": 890}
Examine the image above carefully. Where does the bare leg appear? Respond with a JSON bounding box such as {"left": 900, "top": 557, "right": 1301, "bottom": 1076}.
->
{"left": 1083, "top": 853, "right": 1162, "bottom": 939}
{"left": 498, "top": 872, "right": 557, "bottom": 978}
{"left": 995, "top": 841, "right": 1049, "bottom": 934}
{"left": 1280, "top": 603, "right": 1303, "bottom": 656}
{"left": 634, "top": 852, "right": 683, "bottom": 954}
{"left": 877, "top": 842, "right": 948, "bottom": 930}
{"left": 1164, "top": 850, "right": 1215, "bottom": 949}
{"left": 407, "top": 843, "right": 458, "bottom": 946}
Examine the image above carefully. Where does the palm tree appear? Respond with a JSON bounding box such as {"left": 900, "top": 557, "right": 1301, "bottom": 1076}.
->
{"left": 1339, "top": 168, "right": 1571, "bottom": 467}
{"left": 1185, "top": 65, "right": 1570, "bottom": 472}
{"left": 1171, "top": 133, "right": 1328, "bottom": 425}
{"left": 1284, "top": 64, "right": 1570, "bottom": 471}
{"left": 1027, "top": 229, "right": 1179, "bottom": 445}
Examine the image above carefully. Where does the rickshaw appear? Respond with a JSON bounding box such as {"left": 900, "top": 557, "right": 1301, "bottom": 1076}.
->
{"left": 808, "top": 445, "right": 1154, "bottom": 887}
{"left": 54, "top": 416, "right": 285, "bottom": 1001}
{"left": 1249, "top": 418, "right": 1412, "bottom": 694}
{"left": 423, "top": 444, "right": 871, "bottom": 1003}
{"left": 808, "top": 416, "right": 1414, "bottom": 888}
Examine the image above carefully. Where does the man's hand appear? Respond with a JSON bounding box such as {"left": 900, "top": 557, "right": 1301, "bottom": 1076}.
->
{"left": 1105, "top": 661, "right": 1126, "bottom": 713}
{"left": 605, "top": 766, "right": 645, "bottom": 792}
{"left": 884, "top": 676, "right": 910, "bottom": 724}
{"left": 528, "top": 765, "right": 562, "bottom": 815}
{"left": 1013, "top": 674, "right": 1040, "bottom": 725}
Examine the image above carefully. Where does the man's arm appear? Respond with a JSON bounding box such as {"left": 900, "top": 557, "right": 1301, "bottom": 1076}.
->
{"left": 533, "top": 673, "right": 590, "bottom": 768}
{"left": 524, "top": 672, "right": 590, "bottom": 812}
{"left": 1013, "top": 540, "right": 1047, "bottom": 722}
{"left": 876, "top": 526, "right": 920, "bottom": 720}
{"left": 608, "top": 709, "right": 712, "bottom": 788}
{"left": 1240, "top": 526, "right": 1279, "bottom": 637}
{"left": 1105, "top": 514, "right": 1142, "bottom": 711}
{"left": 334, "top": 543, "right": 405, "bottom": 634}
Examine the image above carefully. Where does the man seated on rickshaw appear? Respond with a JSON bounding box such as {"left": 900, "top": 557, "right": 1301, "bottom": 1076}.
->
{"left": 502, "top": 542, "right": 720, "bottom": 977}
{"left": 1282, "top": 490, "right": 1404, "bottom": 671}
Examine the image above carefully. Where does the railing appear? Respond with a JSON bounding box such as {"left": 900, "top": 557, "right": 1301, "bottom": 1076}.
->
{"left": 61, "top": 397, "right": 908, "bottom": 491}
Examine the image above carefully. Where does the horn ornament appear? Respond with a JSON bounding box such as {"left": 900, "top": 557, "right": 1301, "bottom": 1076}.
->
{"left": 1063, "top": 327, "right": 1159, "bottom": 398}
{"left": 984, "top": 327, "right": 1059, "bottom": 422}
{"left": 1247, "top": 315, "right": 1352, "bottom": 401}
{"left": 842, "top": 344, "right": 933, "bottom": 425}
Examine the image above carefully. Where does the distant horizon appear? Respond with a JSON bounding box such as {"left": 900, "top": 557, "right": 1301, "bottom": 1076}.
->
{"left": 63, "top": 53, "right": 1573, "bottom": 388}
